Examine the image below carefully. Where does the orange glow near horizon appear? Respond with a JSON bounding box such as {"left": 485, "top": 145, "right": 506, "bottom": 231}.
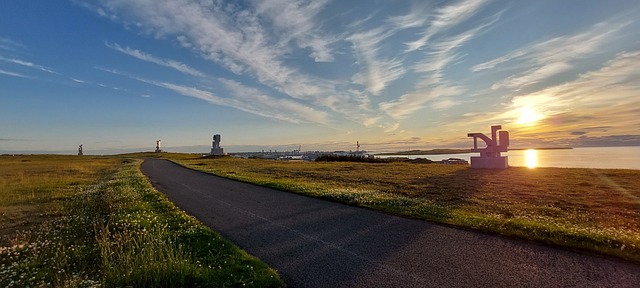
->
{"left": 525, "top": 149, "right": 538, "bottom": 168}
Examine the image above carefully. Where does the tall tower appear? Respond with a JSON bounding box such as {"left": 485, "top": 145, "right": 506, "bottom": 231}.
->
{"left": 78, "top": 144, "right": 83, "bottom": 156}
{"left": 155, "top": 140, "right": 162, "bottom": 153}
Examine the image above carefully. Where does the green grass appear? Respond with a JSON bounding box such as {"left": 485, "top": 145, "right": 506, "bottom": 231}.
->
{"left": 0, "top": 155, "right": 120, "bottom": 240}
{"left": 168, "top": 155, "right": 640, "bottom": 262}
{"left": 0, "top": 155, "right": 283, "bottom": 287}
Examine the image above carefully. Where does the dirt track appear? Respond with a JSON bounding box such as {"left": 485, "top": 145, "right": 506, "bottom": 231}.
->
{"left": 141, "top": 159, "right": 640, "bottom": 288}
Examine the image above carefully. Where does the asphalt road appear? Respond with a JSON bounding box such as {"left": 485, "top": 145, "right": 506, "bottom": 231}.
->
{"left": 141, "top": 159, "right": 640, "bottom": 287}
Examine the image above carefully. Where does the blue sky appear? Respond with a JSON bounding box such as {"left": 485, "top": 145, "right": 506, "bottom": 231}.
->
{"left": 1, "top": 0, "right": 640, "bottom": 154}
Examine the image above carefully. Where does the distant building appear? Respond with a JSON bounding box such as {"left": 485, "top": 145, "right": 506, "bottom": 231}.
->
{"left": 439, "top": 158, "right": 469, "bottom": 165}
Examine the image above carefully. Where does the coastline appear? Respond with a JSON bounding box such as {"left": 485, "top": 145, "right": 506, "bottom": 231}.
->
{"left": 376, "top": 147, "right": 573, "bottom": 156}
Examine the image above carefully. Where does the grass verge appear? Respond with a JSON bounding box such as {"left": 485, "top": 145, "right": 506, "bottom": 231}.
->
{"left": 0, "top": 155, "right": 283, "bottom": 287}
{"left": 168, "top": 155, "right": 640, "bottom": 263}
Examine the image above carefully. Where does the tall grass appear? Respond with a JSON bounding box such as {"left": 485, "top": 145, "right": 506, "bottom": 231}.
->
{"left": 95, "top": 160, "right": 283, "bottom": 287}
{"left": 0, "top": 156, "right": 283, "bottom": 287}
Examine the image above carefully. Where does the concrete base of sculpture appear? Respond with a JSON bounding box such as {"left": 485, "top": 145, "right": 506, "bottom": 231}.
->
{"left": 470, "top": 156, "right": 508, "bottom": 169}
{"left": 210, "top": 148, "right": 224, "bottom": 156}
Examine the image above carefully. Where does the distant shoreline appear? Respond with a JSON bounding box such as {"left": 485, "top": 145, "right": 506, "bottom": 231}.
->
{"left": 376, "top": 147, "right": 573, "bottom": 156}
{"left": 508, "top": 147, "right": 573, "bottom": 151}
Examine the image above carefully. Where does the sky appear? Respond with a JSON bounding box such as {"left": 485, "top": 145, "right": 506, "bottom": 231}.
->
{"left": 1, "top": 0, "right": 640, "bottom": 154}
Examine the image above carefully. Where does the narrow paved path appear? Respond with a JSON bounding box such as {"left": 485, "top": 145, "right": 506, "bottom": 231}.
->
{"left": 141, "top": 159, "right": 640, "bottom": 287}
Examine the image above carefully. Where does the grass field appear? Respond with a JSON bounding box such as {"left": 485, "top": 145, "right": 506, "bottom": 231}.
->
{"left": 0, "top": 155, "right": 283, "bottom": 287}
{"left": 168, "top": 155, "right": 640, "bottom": 262}
{"left": 0, "top": 155, "right": 120, "bottom": 240}
{"left": 2, "top": 152, "right": 638, "bottom": 286}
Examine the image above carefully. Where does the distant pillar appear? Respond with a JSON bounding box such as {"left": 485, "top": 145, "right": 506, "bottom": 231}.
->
{"left": 210, "top": 134, "right": 224, "bottom": 155}
{"left": 78, "top": 144, "right": 83, "bottom": 156}
{"left": 467, "top": 125, "right": 509, "bottom": 169}
{"left": 155, "top": 140, "right": 162, "bottom": 153}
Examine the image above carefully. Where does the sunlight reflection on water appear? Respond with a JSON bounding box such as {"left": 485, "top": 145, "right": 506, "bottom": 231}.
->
{"left": 377, "top": 147, "right": 640, "bottom": 169}
{"left": 525, "top": 149, "right": 538, "bottom": 168}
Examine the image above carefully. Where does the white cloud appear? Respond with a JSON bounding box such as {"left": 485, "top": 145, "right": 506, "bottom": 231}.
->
{"left": 470, "top": 49, "right": 526, "bottom": 72}
{"left": 379, "top": 85, "right": 465, "bottom": 119}
{"left": 386, "top": 2, "right": 431, "bottom": 30}
{"left": 150, "top": 81, "right": 227, "bottom": 105}
{"left": 484, "top": 50, "right": 640, "bottom": 137}
{"left": 491, "top": 62, "right": 572, "bottom": 90}
{"left": 252, "top": 0, "right": 335, "bottom": 62}
{"left": 405, "top": 0, "right": 490, "bottom": 52}
{"left": 91, "top": 0, "right": 339, "bottom": 104}
{"left": 219, "top": 78, "right": 329, "bottom": 124}
{"left": 379, "top": 14, "right": 497, "bottom": 120}
{"left": 347, "top": 27, "right": 406, "bottom": 95}
{"left": 414, "top": 13, "right": 499, "bottom": 74}
{"left": 106, "top": 43, "right": 205, "bottom": 77}
{"left": 473, "top": 21, "right": 630, "bottom": 91}
{"left": 130, "top": 73, "right": 328, "bottom": 124}
{"left": 0, "top": 37, "right": 24, "bottom": 51}
{"left": 523, "top": 51, "right": 640, "bottom": 108}
{"left": 0, "top": 56, "right": 56, "bottom": 74}
{"left": 0, "top": 69, "right": 29, "bottom": 78}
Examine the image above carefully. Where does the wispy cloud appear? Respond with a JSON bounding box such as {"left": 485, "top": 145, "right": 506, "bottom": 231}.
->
{"left": 219, "top": 78, "right": 328, "bottom": 124}
{"left": 142, "top": 77, "right": 328, "bottom": 124}
{"left": 344, "top": 1, "right": 488, "bottom": 97}
{"left": 86, "top": 0, "right": 386, "bottom": 132}
{"left": 379, "top": 14, "right": 499, "bottom": 119}
{"left": 106, "top": 43, "right": 205, "bottom": 77}
{"left": 0, "top": 37, "right": 24, "bottom": 51}
{"left": 0, "top": 69, "right": 29, "bottom": 78}
{"left": 413, "top": 18, "right": 495, "bottom": 75}
{"left": 379, "top": 85, "right": 465, "bottom": 119}
{"left": 253, "top": 0, "right": 335, "bottom": 62}
{"left": 0, "top": 56, "right": 56, "bottom": 74}
{"left": 346, "top": 27, "right": 405, "bottom": 95}
{"left": 472, "top": 50, "right": 640, "bottom": 139}
{"left": 99, "top": 61, "right": 329, "bottom": 124}
{"left": 386, "top": 2, "right": 431, "bottom": 30}
{"left": 405, "top": 0, "right": 490, "bottom": 52}
{"left": 91, "top": 0, "right": 337, "bottom": 103}
{"left": 473, "top": 21, "right": 630, "bottom": 91}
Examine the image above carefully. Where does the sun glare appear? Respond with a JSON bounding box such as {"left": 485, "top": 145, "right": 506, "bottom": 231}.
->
{"left": 517, "top": 106, "right": 543, "bottom": 125}
{"left": 525, "top": 149, "right": 538, "bottom": 168}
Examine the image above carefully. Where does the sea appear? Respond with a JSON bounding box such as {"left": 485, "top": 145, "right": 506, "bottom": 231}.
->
{"left": 377, "top": 146, "right": 640, "bottom": 170}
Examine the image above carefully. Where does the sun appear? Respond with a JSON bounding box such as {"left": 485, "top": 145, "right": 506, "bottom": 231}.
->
{"left": 516, "top": 106, "right": 543, "bottom": 125}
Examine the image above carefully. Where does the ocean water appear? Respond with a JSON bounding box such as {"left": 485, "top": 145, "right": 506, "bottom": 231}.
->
{"left": 378, "top": 146, "right": 640, "bottom": 170}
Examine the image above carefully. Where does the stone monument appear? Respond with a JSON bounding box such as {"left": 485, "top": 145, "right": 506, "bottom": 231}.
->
{"left": 210, "top": 134, "right": 224, "bottom": 156}
{"left": 155, "top": 140, "right": 162, "bottom": 153}
{"left": 467, "top": 125, "right": 509, "bottom": 169}
{"left": 78, "top": 144, "right": 83, "bottom": 156}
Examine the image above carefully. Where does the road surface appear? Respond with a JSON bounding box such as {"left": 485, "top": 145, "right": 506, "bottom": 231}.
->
{"left": 141, "top": 159, "right": 640, "bottom": 287}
